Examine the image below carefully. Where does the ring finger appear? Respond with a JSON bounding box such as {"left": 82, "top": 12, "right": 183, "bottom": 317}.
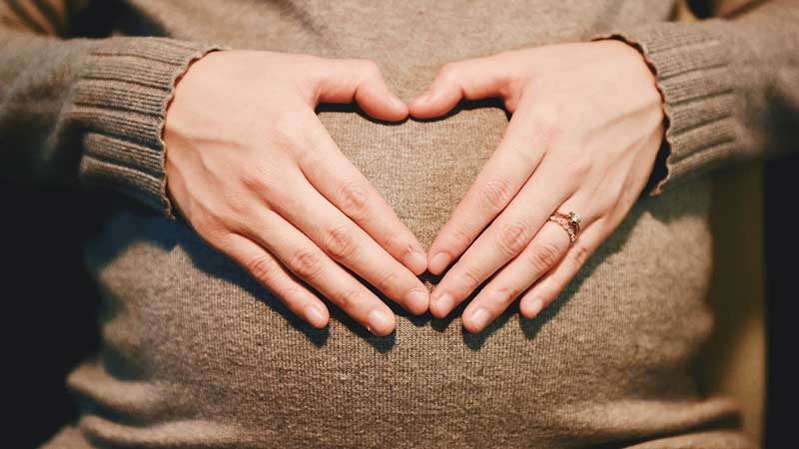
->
{"left": 429, "top": 154, "right": 574, "bottom": 318}
{"left": 461, "top": 196, "right": 597, "bottom": 332}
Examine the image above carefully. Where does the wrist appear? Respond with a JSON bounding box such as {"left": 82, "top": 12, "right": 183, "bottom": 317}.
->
{"left": 592, "top": 38, "right": 668, "bottom": 195}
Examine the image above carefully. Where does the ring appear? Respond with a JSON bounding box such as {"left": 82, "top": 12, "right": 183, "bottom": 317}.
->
{"left": 547, "top": 211, "right": 582, "bottom": 244}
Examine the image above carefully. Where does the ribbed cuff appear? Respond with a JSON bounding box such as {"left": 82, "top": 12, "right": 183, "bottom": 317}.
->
{"left": 592, "top": 21, "right": 740, "bottom": 196}
{"left": 71, "top": 37, "right": 224, "bottom": 218}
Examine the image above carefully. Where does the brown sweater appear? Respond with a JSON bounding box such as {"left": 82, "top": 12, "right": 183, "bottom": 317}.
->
{"left": 2, "top": 1, "right": 796, "bottom": 448}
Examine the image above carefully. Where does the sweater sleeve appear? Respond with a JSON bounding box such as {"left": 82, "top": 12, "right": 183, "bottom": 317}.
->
{"left": 593, "top": 0, "right": 799, "bottom": 196}
{"left": 0, "top": 1, "right": 222, "bottom": 216}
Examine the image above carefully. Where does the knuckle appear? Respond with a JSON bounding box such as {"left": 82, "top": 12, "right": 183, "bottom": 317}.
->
{"left": 385, "top": 231, "right": 411, "bottom": 256}
{"left": 493, "top": 285, "right": 522, "bottom": 305}
{"left": 190, "top": 211, "right": 226, "bottom": 240}
{"left": 246, "top": 255, "right": 278, "bottom": 284}
{"left": 239, "top": 165, "right": 268, "bottom": 193}
{"left": 337, "top": 180, "right": 369, "bottom": 219}
{"left": 525, "top": 241, "right": 563, "bottom": 272}
{"left": 224, "top": 192, "right": 252, "bottom": 219}
{"left": 496, "top": 220, "right": 530, "bottom": 256}
{"left": 512, "top": 144, "right": 539, "bottom": 168}
{"left": 447, "top": 225, "right": 472, "bottom": 250}
{"left": 530, "top": 105, "right": 563, "bottom": 144}
{"left": 374, "top": 270, "right": 399, "bottom": 294}
{"left": 323, "top": 224, "right": 358, "bottom": 260}
{"left": 267, "top": 125, "right": 305, "bottom": 156}
{"left": 478, "top": 178, "right": 514, "bottom": 212}
{"left": 245, "top": 180, "right": 280, "bottom": 211}
{"left": 289, "top": 248, "right": 324, "bottom": 280}
{"left": 572, "top": 244, "right": 591, "bottom": 267}
{"left": 189, "top": 212, "right": 213, "bottom": 234}
{"left": 460, "top": 266, "right": 483, "bottom": 290}
{"left": 331, "top": 287, "right": 360, "bottom": 311}
{"left": 569, "top": 156, "right": 592, "bottom": 179}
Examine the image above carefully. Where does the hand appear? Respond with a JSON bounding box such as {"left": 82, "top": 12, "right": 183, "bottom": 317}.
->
{"left": 409, "top": 41, "right": 664, "bottom": 332}
{"left": 165, "top": 50, "right": 429, "bottom": 336}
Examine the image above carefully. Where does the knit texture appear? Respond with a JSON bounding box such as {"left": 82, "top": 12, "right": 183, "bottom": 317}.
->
{"left": 594, "top": 3, "right": 799, "bottom": 196}
{"left": 0, "top": 28, "right": 219, "bottom": 216}
{"left": 1, "top": 1, "right": 796, "bottom": 448}
{"left": 75, "top": 39, "right": 223, "bottom": 216}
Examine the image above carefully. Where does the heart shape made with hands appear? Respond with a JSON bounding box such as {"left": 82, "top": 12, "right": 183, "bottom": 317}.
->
{"left": 166, "top": 43, "right": 663, "bottom": 337}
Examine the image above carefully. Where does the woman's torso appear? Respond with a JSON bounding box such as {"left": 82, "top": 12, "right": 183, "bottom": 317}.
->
{"left": 51, "top": 1, "right": 749, "bottom": 448}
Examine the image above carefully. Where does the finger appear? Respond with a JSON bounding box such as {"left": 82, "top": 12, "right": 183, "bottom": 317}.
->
{"left": 515, "top": 128, "right": 661, "bottom": 319}
{"left": 430, "top": 153, "right": 575, "bottom": 318}
{"left": 316, "top": 58, "right": 408, "bottom": 121}
{"left": 297, "top": 109, "right": 427, "bottom": 275}
{"left": 519, "top": 219, "right": 606, "bottom": 319}
{"left": 263, "top": 167, "right": 429, "bottom": 315}
{"left": 223, "top": 233, "right": 329, "bottom": 328}
{"left": 426, "top": 100, "right": 553, "bottom": 275}
{"left": 409, "top": 53, "right": 518, "bottom": 119}
{"left": 245, "top": 209, "right": 397, "bottom": 336}
{"left": 461, "top": 221, "right": 570, "bottom": 333}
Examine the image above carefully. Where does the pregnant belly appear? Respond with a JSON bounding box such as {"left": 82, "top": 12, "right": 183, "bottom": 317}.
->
{"left": 72, "top": 111, "right": 738, "bottom": 448}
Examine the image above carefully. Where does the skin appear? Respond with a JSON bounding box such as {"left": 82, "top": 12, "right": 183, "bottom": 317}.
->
{"left": 409, "top": 40, "right": 665, "bottom": 332}
{"left": 164, "top": 51, "right": 429, "bottom": 336}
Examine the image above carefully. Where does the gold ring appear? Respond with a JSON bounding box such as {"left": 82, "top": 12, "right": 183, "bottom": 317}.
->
{"left": 547, "top": 211, "right": 581, "bottom": 244}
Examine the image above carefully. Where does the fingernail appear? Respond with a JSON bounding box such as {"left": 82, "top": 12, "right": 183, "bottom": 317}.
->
{"left": 406, "top": 247, "right": 428, "bottom": 275}
{"left": 304, "top": 304, "right": 326, "bottom": 328}
{"left": 433, "top": 292, "right": 454, "bottom": 316}
{"left": 405, "top": 289, "right": 429, "bottom": 314}
{"left": 429, "top": 252, "right": 451, "bottom": 274}
{"left": 367, "top": 309, "right": 394, "bottom": 335}
{"left": 523, "top": 296, "right": 545, "bottom": 318}
{"left": 469, "top": 307, "right": 491, "bottom": 331}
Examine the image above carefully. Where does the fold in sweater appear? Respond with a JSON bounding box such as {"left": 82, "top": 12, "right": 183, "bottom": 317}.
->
{"left": 1, "top": 1, "right": 796, "bottom": 448}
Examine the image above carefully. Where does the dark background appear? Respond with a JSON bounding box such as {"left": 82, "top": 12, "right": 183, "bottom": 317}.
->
{"left": 762, "top": 155, "right": 796, "bottom": 449}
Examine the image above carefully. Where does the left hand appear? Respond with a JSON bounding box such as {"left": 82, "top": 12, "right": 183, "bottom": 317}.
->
{"left": 409, "top": 40, "right": 665, "bottom": 332}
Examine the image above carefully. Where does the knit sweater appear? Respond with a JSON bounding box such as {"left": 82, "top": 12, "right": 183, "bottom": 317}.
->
{"left": 2, "top": 1, "right": 796, "bottom": 448}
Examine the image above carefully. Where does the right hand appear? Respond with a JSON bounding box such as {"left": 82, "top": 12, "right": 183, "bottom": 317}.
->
{"left": 164, "top": 50, "right": 428, "bottom": 336}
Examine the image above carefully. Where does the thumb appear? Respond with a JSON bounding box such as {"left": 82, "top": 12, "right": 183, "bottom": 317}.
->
{"left": 315, "top": 59, "right": 408, "bottom": 122}
{"left": 409, "top": 54, "right": 518, "bottom": 119}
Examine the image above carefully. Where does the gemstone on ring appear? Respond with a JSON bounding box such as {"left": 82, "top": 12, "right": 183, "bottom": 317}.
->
{"left": 547, "top": 210, "right": 582, "bottom": 244}
{"left": 568, "top": 211, "right": 582, "bottom": 234}
{"left": 569, "top": 211, "right": 581, "bottom": 227}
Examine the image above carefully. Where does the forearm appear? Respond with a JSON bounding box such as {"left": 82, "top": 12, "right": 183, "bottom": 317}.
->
{"left": 0, "top": 18, "right": 220, "bottom": 214}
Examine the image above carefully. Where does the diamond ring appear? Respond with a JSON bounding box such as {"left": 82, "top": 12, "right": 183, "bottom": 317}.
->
{"left": 547, "top": 211, "right": 582, "bottom": 244}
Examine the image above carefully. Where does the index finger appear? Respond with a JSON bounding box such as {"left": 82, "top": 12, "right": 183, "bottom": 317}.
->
{"left": 427, "top": 101, "right": 552, "bottom": 274}
{"left": 297, "top": 109, "right": 428, "bottom": 275}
